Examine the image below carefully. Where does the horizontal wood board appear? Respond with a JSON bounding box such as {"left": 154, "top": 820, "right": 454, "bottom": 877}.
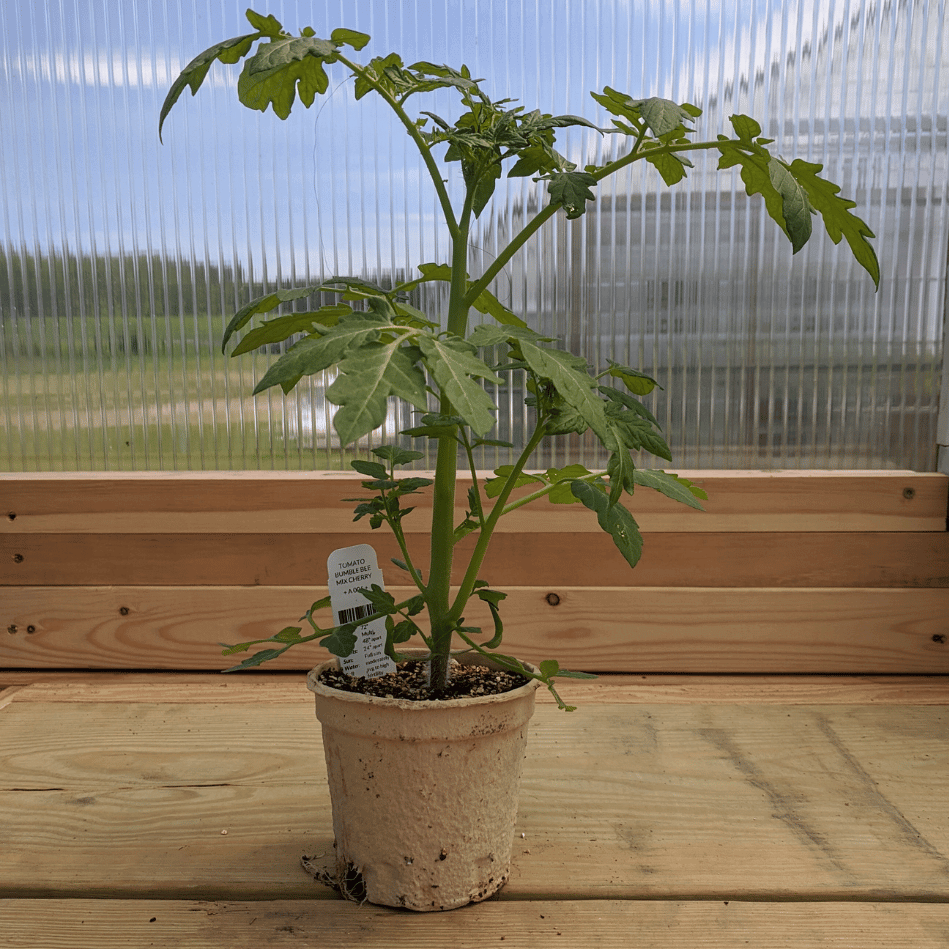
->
{"left": 4, "top": 586, "right": 948, "bottom": 673}
{"left": 2, "top": 673, "right": 948, "bottom": 704}
{"left": 5, "top": 530, "right": 949, "bottom": 588}
{"left": 1, "top": 689, "right": 947, "bottom": 902}
{"left": 3, "top": 899, "right": 949, "bottom": 949}
{"left": 3, "top": 471, "right": 946, "bottom": 534}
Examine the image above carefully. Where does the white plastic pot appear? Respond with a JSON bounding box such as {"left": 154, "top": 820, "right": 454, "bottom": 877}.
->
{"left": 306, "top": 651, "right": 541, "bottom": 911}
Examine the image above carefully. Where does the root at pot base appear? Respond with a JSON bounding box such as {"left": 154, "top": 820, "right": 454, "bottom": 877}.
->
{"left": 318, "top": 659, "right": 529, "bottom": 702}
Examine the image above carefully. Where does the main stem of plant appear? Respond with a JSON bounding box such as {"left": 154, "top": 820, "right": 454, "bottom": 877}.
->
{"left": 426, "top": 212, "right": 473, "bottom": 690}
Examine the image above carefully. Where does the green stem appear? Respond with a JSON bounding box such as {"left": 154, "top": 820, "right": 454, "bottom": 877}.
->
{"left": 497, "top": 471, "right": 605, "bottom": 517}
{"left": 465, "top": 136, "right": 726, "bottom": 307}
{"left": 383, "top": 497, "right": 427, "bottom": 594}
{"left": 337, "top": 53, "right": 460, "bottom": 239}
{"left": 464, "top": 202, "right": 559, "bottom": 308}
{"left": 426, "top": 199, "right": 476, "bottom": 690}
{"left": 448, "top": 416, "right": 549, "bottom": 621}
{"left": 459, "top": 428, "right": 487, "bottom": 531}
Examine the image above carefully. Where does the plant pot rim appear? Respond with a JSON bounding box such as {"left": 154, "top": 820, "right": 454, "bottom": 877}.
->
{"left": 306, "top": 649, "right": 541, "bottom": 712}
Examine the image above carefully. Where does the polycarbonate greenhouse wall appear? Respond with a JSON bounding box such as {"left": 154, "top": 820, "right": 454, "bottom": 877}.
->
{"left": 1, "top": 0, "right": 947, "bottom": 472}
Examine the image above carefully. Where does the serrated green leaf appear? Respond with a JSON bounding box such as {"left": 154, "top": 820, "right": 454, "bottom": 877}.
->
{"left": 519, "top": 340, "right": 614, "bottom": 447}
{"left": 633, "top": 469, "right": 706, "bottom": 510}
{"left": 508, "top": 144, "right": 558, "bottom": 178}
{"left": 402, "top": 423, "right": 461, "bottom": 439}
{"left": 539, "top": 658, "right": 560, "bottom": 678}
{"left": 606, "top": 408, "right": 673, "bottom": 461}
{"left": 590, "top": 86, "right": 643, "bottom": 125}
{"left": 320, "top": 625, "right": 357, "bottom": 658}
{"left": 356, "top": 584, "right": 398, "bottom": 613}
{"left": 606, "top": 362, "right": 661, "bottom": 395}
{"left": 415, "top": 262, "right": 453, "bottom": 283}
{"left": 245, "top": 9, "right": 284, "bottom": 36}
{"left": 394, "top": 477, "right": 433, "bottom": 494}
{"left": 220, "top": 641, "right": 253, "bottom": 656}
{"left": 786, "top": 158, "right": 880, "bottom": 287}
{"left": 717, "top": 140, "right": 790, "bottom": 243}
{"left": 159, "top": 32, "right": 260, "bottom": 141}
{"left": 351, "top": 459, "right": 388, "bottom": 479}
{"left": 308, "top": 594, "right": 333, "bottom": 614}
{"left": 330, "top": 27, "right": 371, "bottom": 50}
{"left": 547, "top": 170, "right": 597, "bottom": 219}
{"left": 372, "top": 445, "right": 424, "bottom": 466}
{"left": 484, "top": 465, "right": 545, "bottom": 498}
{"left": 272, "top": 626, "right": 304, "bottom": 644}
{"left": 637, "top": 96, "right": 697, "bottom": 137}
{"left": 386, "top": 618, "right": 418, "bottom": 645}
{"left": 402, "top": 412, "right": 463, "bottom": 439}
{"left": 730, "top": 113, "right": 762, "bottom": 143}
{"left": 544, "top": 464, "right": 593, "bottom": 504}
{"left": 467, "top": 323, "right": 511, "bottom": 348}
{"left": 231, "top": 306, "right": 350, "bottom": 356}
{"left": 571, "top": 480, "right": 644, "bottom": 569}
{"left": 225, "top": 647, "right": 286, "bottom": 671}
{"left": 472, "top": 437, "right": 516, "bottom": 449}
{"left": 472, "top": 159, "right": 502, "bottom": 218}
{"left": 471, "top": 288, "right": 528, "bottom": 328}
{"left": 475, "top": 588, "right": 507, "bottom": 649}
{"left": 328, "top": 341, "right": 428, "bottom": 445}
{"left": 591, "top": 90, "right": 697, "bottom": 141}
{"left": 644, "top": 148, "right": 692, "bottom": 186}
{"left": 475, "top": 588, "right": 507, "bottom": 607}
{"left": 252, "top": 312, "right": 390, "bottom": 395}
{"left": 238, "top": 35, "right": 339, "bottom": 118}
{"left": 392, "top": 300, "right": 438, "bottom": 328}
{"left": 222, "top": 285, "right": 323, "bottom": 352}
{"left": 418, "top": 335, "right": 501, "bottom": 436}
{"left": 545, "top": 399, "right": 590, "bottom": 437}
{"left": 767, "top": 158, "right": 812, "bottom": 253}
{"left": 599, "top": 386, "right": 661, "bottom": 428}
{"left": 606, "top": 448, "right": 637, "bottom": 505}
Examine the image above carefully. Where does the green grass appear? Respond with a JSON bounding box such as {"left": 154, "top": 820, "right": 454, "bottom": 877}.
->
{"left": 1, "top": 417, "right": 360, "bottom": 471}
{"left": 0, "top": 350, "right": 364, "bottom": 471}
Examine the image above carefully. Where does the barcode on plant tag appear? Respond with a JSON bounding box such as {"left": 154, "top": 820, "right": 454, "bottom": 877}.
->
{"left": 337, "top": 603, "right": 374, "bottom": 626}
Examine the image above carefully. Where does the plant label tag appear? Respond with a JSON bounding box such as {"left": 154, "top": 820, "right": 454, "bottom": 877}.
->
{"left": 326, "top": 543, "right": 396, "bottom": 679}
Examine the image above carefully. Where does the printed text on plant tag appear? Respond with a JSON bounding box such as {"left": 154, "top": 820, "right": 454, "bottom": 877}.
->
{"left": 327, "top": 543, "right": 395, "bottom": 679}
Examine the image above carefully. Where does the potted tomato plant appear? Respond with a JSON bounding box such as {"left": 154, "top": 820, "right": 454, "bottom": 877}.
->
{"left": 161, "top": 9, "right": 879, "bottom": 911}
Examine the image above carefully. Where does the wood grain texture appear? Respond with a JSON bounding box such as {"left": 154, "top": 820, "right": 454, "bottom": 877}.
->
{"left": 3, "top": 673, "right": 948, "bottom": 705}
{"left": 4, "top": 586, "right": 948, "bottom": 673}
{"left": 0, "top": 699, "right": 946, "bottom": 901}
{"left": 3, "top": 899, "right": 949, "bottom": 949}
{"left": 5, "top": 530, "right": 949, "bottom": 587}
{"left": 3, "top": 471, "right": 946, "bottom": 534}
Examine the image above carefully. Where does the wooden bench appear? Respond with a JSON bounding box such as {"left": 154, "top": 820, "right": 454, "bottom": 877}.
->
{"left": 2, "top": 470, "right": 948, "bottom": 946}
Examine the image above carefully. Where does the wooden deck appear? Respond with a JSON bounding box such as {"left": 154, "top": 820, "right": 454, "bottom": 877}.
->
{"left": 3, "top": 469, "right": 948, "bottom": 945}
{"left": 1, "top": 672, "right": 947, "bottom": 947}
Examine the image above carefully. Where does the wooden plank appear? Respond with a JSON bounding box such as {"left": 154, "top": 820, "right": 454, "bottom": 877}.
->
{"left": 4, "top": 586, "right": 948, "bottom": 673}
{"left": 2, "top": 673, "right": 948, "bottom": 705}
{"left": 3, "top": 471, "right": 946, "bottom": 534}
{"left": 0, "top": 701, "right": 946, "bottom": 900}
{"left": 5, "top": 530, "right": 949, "bottom": 587}
{"left": 2, "top": 899, "right": 949, "bottom": 949}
